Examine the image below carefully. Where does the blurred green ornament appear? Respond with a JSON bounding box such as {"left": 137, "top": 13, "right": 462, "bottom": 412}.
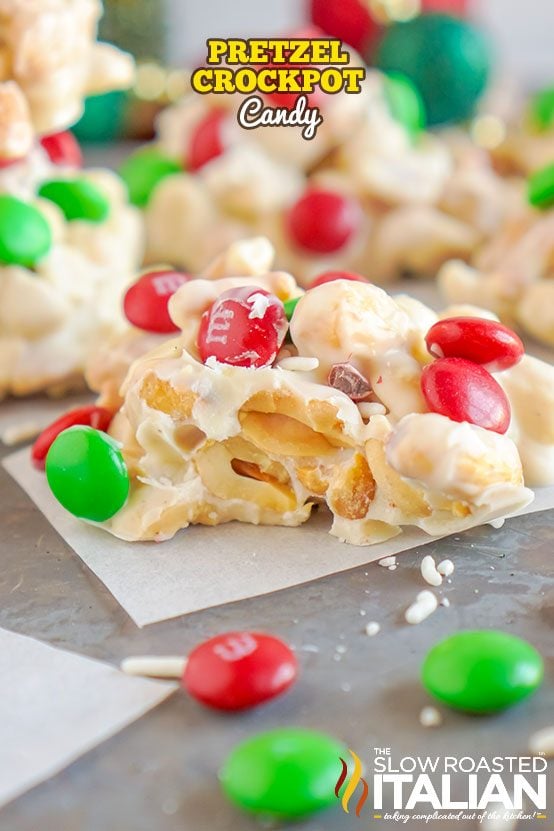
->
{"left": 72, "top": 91, "right": 128, "bottom": 144}
{"left": 119, "top": 147, "right": 182, "bottom": 208}
{"left": 383, "top": 71, "right": 426, "bottom": 139}
{"left": 530, "top": 85, "right": 554, "bottom": 132}
{"left": 375, "top": 13, "right": 491, "bottom": 125}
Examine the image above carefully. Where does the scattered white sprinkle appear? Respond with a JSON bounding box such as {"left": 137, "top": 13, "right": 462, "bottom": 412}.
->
{"left": 335, "top": 644, "right": 347, "bottom": 655}
{"left": 474, "top": 589, "right": 480, "bottom": 594}
{"left": 359, "top": 609, "right": 367, "bottom": 616}
{"left": 358, "top": 402, "right": 387, "bottom": 418}
{"left": 490, "top": 565, "right": 496, "bottom": 571}
{"left": 340, "top": 682, "right": 352, "bottom": 693}
{"left": 299, "top": 644, "right": 319, "bottom": 654}
{"left": 437, "top": 559, "right": 454, "bottom": 577}
{"left": 1, "top": 421, "right": 42, "bottom": 446}
{"left": 405, "top": 591, "right": 438, "bottom": 625}
{"left": 365, "top": 621, "right": 380, "bottom": 637}
{"left": 529, "top": 725, "right": 554, "bottom": 757}
{"left": 441, "top": 597, "right": 451, "bottom": 608}
{"left": 419, "top": 706, "right": 442, "bottom": 727}
{"left": 205, "top": 355, "right": 221, "bottom": 371}
{"left": 481, "top": 811, "right": 518, "bottom": 830}
{"left": 379, "top": 556, "right": 396, "bottom": 568}
{"left": 447, "top": 578, "right": 452, "bottom": 584}
{"left": 247, "top": 292, "right": 270, "bottom": 319}
{"left": 388, "top": 565, "right": 397, "bottom": 571}
{"left": 421, "top": 555, "right": 443, "bottom": 587}
{"left": 277, "top": 356, "right": 319, "bottom": 372}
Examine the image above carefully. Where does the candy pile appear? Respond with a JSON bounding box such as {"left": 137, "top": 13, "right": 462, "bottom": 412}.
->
{"left": 0, "top": 0, "right": 142, "bottom": 398}
{"left": 33, "top": 240, "right": 554, "bottom": 544}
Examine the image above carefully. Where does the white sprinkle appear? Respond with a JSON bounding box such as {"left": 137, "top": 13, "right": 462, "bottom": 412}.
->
{"left": 437, "top": 559, "right": 455, "bottom": 577}
{"left": 421, "top": 555, "right": 443, "bottom": 587}
{"left": 335, "top": 644, "right": 347, "bottom": 655}
{"left": 358, "top": 402, "right": 387, "bottom": 418}
{"left": 359, "top": 609, "right": 367, "bottom": 616}
{"left": 388, "top": 565, "right": 397, "bottom": 571}
{"left": 120, "top": 656, "right": 186, "bottom": 678}
{"left": 247, "top": 292, "right": 270, "bottom": 319}
{"left": 300, "top": 644, "right": 319, "bottom": 654}
{"left": 441, "top": 597, "right": 451, "bottom": 608}
{"left": 379, "top": 556, "right": 396, "bottom": 568}
{"left": 1, "top": 421, "right": 42, "bottom": 446}
{"left": 340, "top": 682, "right": 352, "bottom": 693}
{"left": 474, "top": 589, "right": 480, "bottom": 594}
{"left": 529, "top": 725, "right": 554, "bottom": 757}
{"left": 481, "top": 811, "right": 518, "bottom": 831}
{"left": 205, "top": 355, "right": 221, "bottom": 371}
{"left": 277, "top": 356, "right": 319, "bottom": 372}
{"left": 405, "top": 591, "right": 438, "bottom": 625}
{"left": 419, "top": 706, "right": 442, "bottom": 727}
{"left": 365, "top": 622, "right": 380, "bottom": 637}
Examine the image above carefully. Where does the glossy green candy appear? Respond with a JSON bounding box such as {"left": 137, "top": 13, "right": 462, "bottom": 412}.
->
{"left": 528, "top": 163, "right": 554, "bottom": 210}
{"left": 530, "top": 85, "right": 554, "bottom": 131}
{"left": 383, "top": 72, "right": 426, "bottom": 140}
{"left": 46, "top": 426, "right": 129, "bottom": 522}
{"left": 0, "top": 195, "right": 52, "bottom": 267}
{"left": 422, "top": 630, "right": 543, "bottom": 714}
{"left": 283, "top": 296, "right": 301, "bottom": 321}
{"left": 38, "top": 178, "right": 110, "bottom": 223}
{"left": 119, "top": 147, "right": 182, "bottom": 207}
{"left": 220, "top": 727, "right": 346, "bottom": 819}
{"left": 375, "top": 14, "right": 491, "bottom": 125}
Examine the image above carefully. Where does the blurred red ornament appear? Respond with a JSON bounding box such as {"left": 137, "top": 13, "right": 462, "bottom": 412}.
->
{"left": 310, "top": 0, "right": 381, "bottom": 54}
{"left": 422, "top": 0, "right": 467, "bottom": 13}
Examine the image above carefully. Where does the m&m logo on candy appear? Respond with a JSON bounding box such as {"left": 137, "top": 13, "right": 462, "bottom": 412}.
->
{"left": 123, "top": 269, "right": 191, "bottom": 334}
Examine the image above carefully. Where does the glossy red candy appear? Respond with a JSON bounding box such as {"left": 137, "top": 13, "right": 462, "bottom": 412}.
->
{"left": 187, "top": 110, "right": 227, "bottom": 171}
{"left": 426, "top": 317, "right": 524, "bottom": 373}
{"left": 309, "top": 270, "right": 367, "bottom": 289}
{"left": 198, "top": 286, "right": 288, "bottom": 368}
{"left": 182, "top": 631, "right": 298, "bottom": 711}
{"left": 123, "top": 269, "right": 191, "bottom": 334}
{"left": 310, "top": 0, "right": 380, "bottom": 54}
{"left": 40, "top": 131, "right": 83, "bottom": 168}
{"left": 421, "top": 358, "right": 511, "bottom": 434}
{"left": 31, "top": 406, "right": 113, "bottom": 470}
{"left": 287, "top": 190, "right": 361, "bottom": 254}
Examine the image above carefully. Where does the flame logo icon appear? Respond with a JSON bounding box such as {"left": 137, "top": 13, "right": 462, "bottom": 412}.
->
{"left": 335, "top": 749, "right": 369, "bottom": 817}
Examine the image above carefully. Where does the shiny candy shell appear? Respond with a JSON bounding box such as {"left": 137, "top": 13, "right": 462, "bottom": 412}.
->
{"left": 46, "top": 426, "right": 129, "bottom": 522}
{"left": 182, "top": 632, "right": 297, "bottom": 711}
{"left": 40, "top": 131, "right": 83, "bottom": 168}
{"left": 425, "top": 317, "right": 524, "bottom": 372}
{"left": 528, "top": 162, "right": 554, "bottom": 210}
{"left": 220, "top": 727, "right": 346, "bottom": 818}
{"left": 123, "top": 269, "right": 191, "bottom": 333}
{"left": 422, "top": 630, "right": 544, "bottom": 713}
{"left": 287, "top": 190, "right": 362, "bottom": 254}
{"left": 187, "top": 109, "right": 227, "bottom": 171}
{"left": 32, "top": 406, "right": 113, "bottom": 471}
{"left": 0, "top": 195, "right": 52, "bottom": 267}
{"left": 38, "top": 178, "right": 110, "bottom": 223}
{"left": 198, "top": 286, "right": 288, "bottom": 368}
{"left": 421, "top": 357, "right": 510, "bottom": 434}
{"left": 383, "top": 71, "right": 426, "bottom": 139}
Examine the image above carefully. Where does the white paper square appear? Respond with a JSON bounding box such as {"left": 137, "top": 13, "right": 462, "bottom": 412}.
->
{"left": 0, "top": 627, "right": 175, "bottom": 808}
{"left": 4, "top": 447, "right": 554, "bottom": 627}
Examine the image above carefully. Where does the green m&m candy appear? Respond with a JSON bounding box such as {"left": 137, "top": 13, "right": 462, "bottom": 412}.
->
{"left": 383, "top": 72, "right": 426, "bottom": 140}
{"left": 46, "top": 426, "right": 129, "bottom": 522}
{"left": 38, "top": 178, "right": 110, "bottom": 223}
{"left": 528, "top": 163, "right": 554, "bottom": 210}
{"left": 283, "top": 296, "right": 301, "bottom": 321}
{"left": 119, "top": 147, "right": 182, "bottom": 208}
{"left": 220, "top": 727, "right": 346, "bottom": 819}
{"left": 422, "top": 630, "right": 544, "bottom": 714}
{"left": 0, "top": 195, "right": 52, "bottom": 267}
{"left": 530, "top": 85, "right": 554, "bottom": 132}
{"left": 375, "top": 14, "right": 491, "bottom": 126}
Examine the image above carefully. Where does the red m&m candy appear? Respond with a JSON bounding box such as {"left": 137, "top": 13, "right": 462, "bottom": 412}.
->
{"left": 187, "top": 109, "right": 228, "bottom": 172}
{"left": 182, "top": 631, "right": 298, "bottom": 711}
{"left": 198, "top": 286, "right": 288, "bottom": 368}
{"left": 40, "top": 131, "right": 83, "bottom": 168}
{"left": 287, "top": 189, "right": 362, "bottom": 254}
{"left": 123, "top": 269, "right": 191, "bottom": 334}
{"left": 31, "top": 405, "right": 113, "bottom": 470}
{"left": 421, "top": 358, "right": 511, "bottom": 434}
{"left": 309, "top": 269, "right": 367, "bottom": 289}
{"left": 425, "top": 317, "right": 524, "bottom": 373}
